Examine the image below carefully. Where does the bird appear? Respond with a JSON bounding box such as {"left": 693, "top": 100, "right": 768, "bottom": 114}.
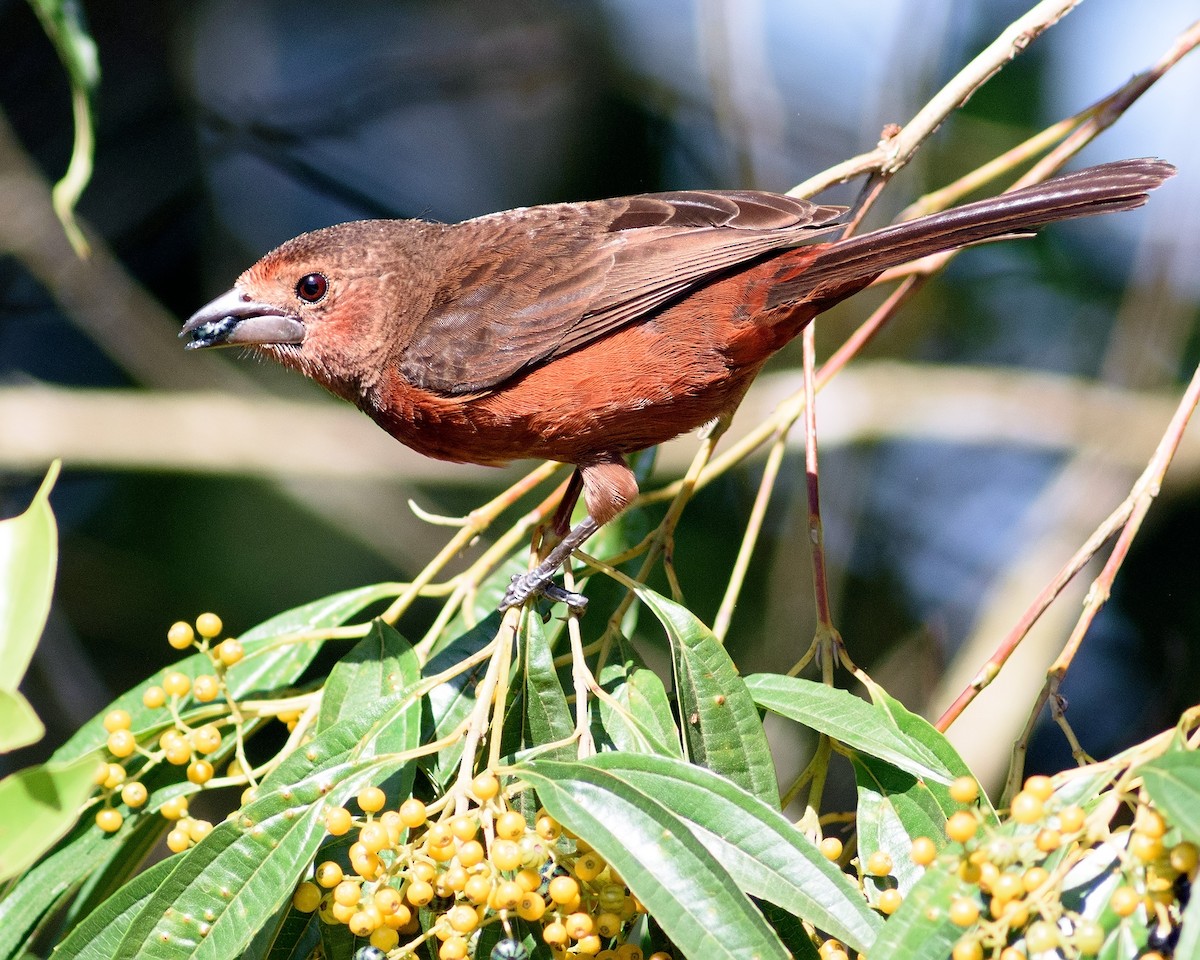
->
{"left": 181, "top": 158, "right": 1174, "bottom": 611}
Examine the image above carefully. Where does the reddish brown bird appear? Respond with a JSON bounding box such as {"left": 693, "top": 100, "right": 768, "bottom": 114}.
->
{"left": 183, "top": 158, "right": 1173, "bottom": 610}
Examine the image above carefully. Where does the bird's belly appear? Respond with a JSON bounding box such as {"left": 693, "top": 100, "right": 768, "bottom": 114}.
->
{"left": 370, "top": 317, "right": 764, "bottom": 467}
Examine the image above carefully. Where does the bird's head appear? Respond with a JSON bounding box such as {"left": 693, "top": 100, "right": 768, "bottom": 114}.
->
{"left": 181, "top": 219, "right": 438, "bottom": 393}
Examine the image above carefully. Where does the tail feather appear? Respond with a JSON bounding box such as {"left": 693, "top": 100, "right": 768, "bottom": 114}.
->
{"left": 767, "top": 158, "right": 1175, "bottom": 307}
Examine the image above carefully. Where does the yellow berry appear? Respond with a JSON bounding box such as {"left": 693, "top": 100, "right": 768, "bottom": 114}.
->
{"left": 450, "top": 814, "right": 477, "bottom": 841}
{"left": 330, "top": 901, "right": 356, "bottom": 923}
{"left": 1025, "top": 920, "right": 1059, "bottom": 953}
{"left": 192, "top": 675, "right": 220, "bottom": 703}
{"left": 818, "top": 941, "right": 844, "bottom": 958}
{"left": 440, "top": 936, "right": 468, "bottom": 960}
{"left": 159, "top": 795, "right": 188, "bottom": 820}
{"left": 1010, "top": 791, "right": 1044, "bottom": 825}
{"left": 577, "top": 935, "right": 602, "bottom": 956}
{"left": 102, "top": 763, "right": 126, "bottom": 789}
{"left": 496, "top": 809, "right": 527, "bottom": 840}
{"left": 107, "top": 729, "right": 137, "bottom": 759}
{"left": 215, "top": 638, "right": 244, "bottom": 666}
{"left": 819, "top": 837, "right": 843, "bottom": 862}
{"left": 946, "top": 811, "right": 979, "bottom": 844}
{"left": 292, "top": 881, "right": 321, "bottom": 912}
{"left": 951, "top": 939, "right": 982, "bottom": 960}
{"left": 1110, "top": 885, "right": 1140, "bottom": 917}
{"left": 142, "top": 686, "right": 166, "bottom": 709}
{"left": 492, "top": 879, "right": 522, "bottom": 910}
{"left": 166, "top": 828, "right": 191, "bottom": 852}
{"left": 192, "top": 724, "right": 222, "bottom": 755}
{"left": 1022, "top": 866, "right": 1049, "bottom": 892}
{"left": 163, "top": 671, "right": 191, "bottom": 698}
{"left": 471, "top": 771, "right": 500, "bottom": 801}
{"left": 1136, "top": 808, "right": 1167, "bottom": 839}
{"left": 187, "top": 760, "right": 214, "bottom": 785}
{"left": 359, "top": 821, "right": 389, "bottom": 854}
{"left": 458, "top": 839, "right": 484, "bottom": 867}
{"left": 405, "top": 879, "right": 433, "bottom": 907}
{"left": 949, "top": 897, "right": 980, "bottom": 927}
{"left": 1058, "top": 805, "right": 1085, "bottom": 833}
{"left": 357, "top": 786, "right": 386, "bottom": 813}
{"left": 195, "top": 612, "right": 223, "bottom": 639}
{"left": 315, "top": 861, "right": 343, "bottom": 888}
{"left": 399, "top": 797, "right": 427, "bottom": 828}
{"left": 548, "top": 875, "right": 580, "bottom": 904}
{"left": 167, "top": 621, "right": 195, "bottom": 649}
{"left": 1131, "top": 832, "right": 1165, "bottom": 863}
{"left": 543, "top": 921, "right": 569, "bottom": 946}
{"left": 877, "top": 888, "right": 903, "bottom": 915}
{"left": 616, "top": 945, "right": 643, "bottom": 960}
{"left": 950, "top": 777, "right": 979, "bottom": 805}
{"left": 121, "top": 781, "right": 148, "bottom": 808}
{"left": 575, "top": 851, "right": 606, "bottom": 881}
{"left": 565, "top": 912, "right": 595, "bottom": 939}
{"left": 1073, "top": 918, "right": 1104, "bottom": 955}
{"left": 1170, "top": 841, "right": 1199, "bottom": 877}
{"left": 517, "top": 891, "right": 547, "bottom": 921}
{"left": 96, "top": 808, "right": 123, "bottom": 833}
{"left": 333, "top": 879, "right": 361, "bottom": 906}
{"left": 325, "top": 806, "right": 353, "bottom": 836}
{"left": 992, "top": 872, "right": 1023, "bottom": 903}
{"left": 186, "top": 817, "right": 213, "bottom": 842}
{"left": 371, "top": 927, "right": 400, "bottom": 951}
{"left": 515, "top": 868, "right": 541, "bottom": 892}
{"left": 537, "top": 812, "right": 561, "bottom": 840}
{"left": 489, "top": 838, "right": 520, "bottom": 871}
{"left": 348, "top": 907, "right": 381, "bottom": 937}
{"left": 865, "top": 850, "right": 893, "bottom": 877}
{"left": 1035, "top": 827, "right": 1061, "bottom": 852}
{"left": 411, "top": 861, "right": 436, "bottom": 883}
{"left": 446, "top": 904, "right": 478, "bottom": 933}
{"left": 463, "top": 874, "right": 492, "bottom": 905}
{"left": 103, "top": 709, "right": 132, "bottom": 732}
{"left": 1022, "top": 775, "right": 1054, "bottom": 802}
{"left": 910, "top": 836, "right": 937, "bottom": 866}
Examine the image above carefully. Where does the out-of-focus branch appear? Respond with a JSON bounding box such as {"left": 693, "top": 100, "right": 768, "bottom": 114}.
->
{"left": 4, "top": 365, "right": 1198, "bottom": 483}
{"left": 789, "top": 0, "right": 1082, "bottom": 198}
{"left": 0, "top": 112, "right": 250, "bottom": 393}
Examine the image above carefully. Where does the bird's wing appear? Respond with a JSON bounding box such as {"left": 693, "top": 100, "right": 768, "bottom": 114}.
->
{"left": 397, "top": 190, "right": 845, "bottom": 394}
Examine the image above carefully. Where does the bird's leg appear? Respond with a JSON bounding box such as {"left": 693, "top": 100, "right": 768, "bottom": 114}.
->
{"left": 501, "top": 516, "right": 599, "bottom": 612}
{"left": 550, "top": 468, "right": 584, "bottom": 537}
{"left": 501, "top": 454, "right": 637, "bottom": 613}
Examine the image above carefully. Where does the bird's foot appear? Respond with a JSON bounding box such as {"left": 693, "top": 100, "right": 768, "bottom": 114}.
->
{"left": 501, "top": 573, "right": 588, "bottom": 614}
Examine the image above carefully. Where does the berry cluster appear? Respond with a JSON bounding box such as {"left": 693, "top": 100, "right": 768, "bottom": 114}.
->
{"left": 291, "top": 772, "right": 669, "bottom": 960}
{"left": 924, "top": 776, "right": 1194, "bottom": 960}
{"left": 93, "top": 612, "right": 243, "bottom": 848}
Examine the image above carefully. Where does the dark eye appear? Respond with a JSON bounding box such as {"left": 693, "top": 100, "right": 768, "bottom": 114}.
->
{"left": 295, "top": 273, "right": 328, "bottom": 303}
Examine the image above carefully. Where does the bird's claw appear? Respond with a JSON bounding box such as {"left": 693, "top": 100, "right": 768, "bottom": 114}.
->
{"left": 501, "top": 573, "right": 588, "bottom": 614}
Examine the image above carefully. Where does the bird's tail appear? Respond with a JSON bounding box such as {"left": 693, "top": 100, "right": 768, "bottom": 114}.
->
{"left": 767, "top": 158, "right": 1175, "bottom": 308}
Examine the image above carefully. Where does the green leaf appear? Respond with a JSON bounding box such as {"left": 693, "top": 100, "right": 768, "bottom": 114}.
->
{"left": 112, "top": 690, "right": 421, "bottom": 959}
{"left": 863, "top": 865, "right": 971, "bottom": 960}
{"left": 851, "top": 754, "right": 946, "bottom": 898}
{"left": 318, "top": 620, "right": 420, "bottom": 733}
{"left": 597, "top": 636, "right": 681, "bottom": 757}
{"left": 0, "top": 461, "right": 59, "bottom": 751}
{"left": 0, "top": 753, "right": 99, "bottom": 884}
{"left": 588, "top": 753, "right": 880, "bottom": 953}
{"left": 0, "top": 798, "right": 129, "bottom": 959}
{"left": 521, "top": 759, "right": 789, "bottom": 960}
{"left": 52, "top": 583, "right": 398, "bottom": 765}
{"left": 1139, "top": 748, "right": 1200, "bottom": 845}
{"left": 26, "top": 1, "right": 98, "bottom": 254}
{"left": 51, "top": 856, "right": 177, "bottom": 960}
{"left": 745, "top": 674, "right": 955, "bottom": 786}
{"left": 638, "top": 588, "right": 777, "bottom": 806}
{"left": 520, "top": 614, "right": 574, "bottom": 758}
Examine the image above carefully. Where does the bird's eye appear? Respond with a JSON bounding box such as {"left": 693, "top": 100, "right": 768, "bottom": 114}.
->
{"left": 295, "top": 273, "right": 328, "bottom": 303}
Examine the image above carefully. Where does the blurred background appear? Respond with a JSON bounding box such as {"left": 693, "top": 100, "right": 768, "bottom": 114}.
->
{"left": 2, "top": 0, "right": 1198, "bottom": 796}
